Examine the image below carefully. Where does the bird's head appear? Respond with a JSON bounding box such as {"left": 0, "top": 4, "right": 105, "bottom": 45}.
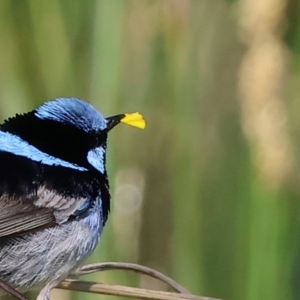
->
{"left": 0, "top": 98, "right": 146, "bottom": 174}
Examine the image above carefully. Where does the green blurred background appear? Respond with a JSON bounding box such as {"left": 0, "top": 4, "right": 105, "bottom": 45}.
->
{"left": 1, "top": 0, "right": 300, "bottom": 299}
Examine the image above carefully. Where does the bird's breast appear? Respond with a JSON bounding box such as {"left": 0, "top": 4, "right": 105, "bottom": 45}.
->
{"left": 0, "top": 198, "right": 103, "bottom": 290}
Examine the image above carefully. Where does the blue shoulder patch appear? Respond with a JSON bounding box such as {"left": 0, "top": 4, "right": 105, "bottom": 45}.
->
{"left": 0, "top": 130, "right": 87, "bottom": 171}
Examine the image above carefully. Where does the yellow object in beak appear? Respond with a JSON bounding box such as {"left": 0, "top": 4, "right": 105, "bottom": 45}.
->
{"left": 121, "top": 112, "right": 146, "bottom": 129}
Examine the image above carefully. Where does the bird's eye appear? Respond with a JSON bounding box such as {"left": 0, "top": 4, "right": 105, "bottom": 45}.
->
{"left": 95, "top": 136, "right": 100, "bottom": 147}
{"left": 94, "top": 133, "right": 107, "bottom": 148}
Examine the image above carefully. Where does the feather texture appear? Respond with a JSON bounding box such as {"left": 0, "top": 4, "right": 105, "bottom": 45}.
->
{"left": 35, "top": 98, "right": 107, "bottom": 132}
{"left": 0, "top": 198, "right": 103, "bottom": 291}
{"left": 0, "top": 186, "right": 92, "bottom": 237}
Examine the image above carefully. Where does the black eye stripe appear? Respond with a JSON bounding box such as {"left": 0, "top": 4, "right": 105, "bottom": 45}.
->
{"left": 95, "top": 133, "right": 107, "bottom": 148}
{"left": 0, "top": 130, "right": 87, "bottom": 171}
{"left": 1, "top": 112, "right": 107, "bottom": 171}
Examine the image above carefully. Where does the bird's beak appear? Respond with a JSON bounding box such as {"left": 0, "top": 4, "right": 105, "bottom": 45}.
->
{"left": 106, "top": 112, "right": 146, "bottom": 132}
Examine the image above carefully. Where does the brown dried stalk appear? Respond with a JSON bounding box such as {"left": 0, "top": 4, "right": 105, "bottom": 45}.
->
{"left": 56, "top": 262, "right": 222, "bottom": 300}
{"left": 0, "top": 278, "right": 29, "bottom": 300}
{"left": 0, "top": 262, "right": 222, "bottom": 300}
{"left": 58, "top": 278, "right": 221, "bottom": 300}
{"left": 73, "top": 262, "right": 190, "bottom": 293}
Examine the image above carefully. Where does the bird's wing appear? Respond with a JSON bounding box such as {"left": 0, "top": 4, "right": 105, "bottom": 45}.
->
{"left": 0, "top": 187, "right": 87, "bottom": 238}
{"left": 0, "top": 195, "right": 56, "bottom": 237}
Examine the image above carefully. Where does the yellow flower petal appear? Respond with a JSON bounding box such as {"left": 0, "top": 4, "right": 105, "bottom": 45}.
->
{"left": 121, "top": 112, "right": 146, "bottom": 129}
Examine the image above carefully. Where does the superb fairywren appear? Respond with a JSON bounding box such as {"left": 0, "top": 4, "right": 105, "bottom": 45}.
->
{"left": 0, "top": 98, "right": 145, "bottom": 299}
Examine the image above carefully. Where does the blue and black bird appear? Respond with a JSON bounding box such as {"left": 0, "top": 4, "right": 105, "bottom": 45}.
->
{"left": 0, "top": 98, "right": 145, "bottom": 299}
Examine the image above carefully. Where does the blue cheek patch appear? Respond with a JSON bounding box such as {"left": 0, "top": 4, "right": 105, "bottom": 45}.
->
{"left": 0, "top": 130, "right": 87, "bottom": 171}
{"left": 87, "top": 146, "right": 106, "bottom": 174}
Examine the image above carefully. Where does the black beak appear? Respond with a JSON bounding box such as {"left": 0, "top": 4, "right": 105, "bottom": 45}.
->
{"left": 105, "top": 114, "right": 125, "bottom": 132}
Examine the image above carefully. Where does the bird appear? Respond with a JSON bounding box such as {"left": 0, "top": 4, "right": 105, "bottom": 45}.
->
{"left": 0, "top": 97, "right": 146, "bottom": 299}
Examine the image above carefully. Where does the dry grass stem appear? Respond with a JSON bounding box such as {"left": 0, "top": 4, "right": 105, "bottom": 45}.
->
{"left": 74, "top": 262, "right": 190, "bottom": 293}
{"left": 58, "top": 278, "right": 221, "bottom": 300}
{"left": 3, "top": 262, "right": 222, "bottom": 300}
{"left": 56, "top": 262, "right": 222, "bottom": 300}
{"left": 0, "top": 278, "right": 29, "bottom": 300}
